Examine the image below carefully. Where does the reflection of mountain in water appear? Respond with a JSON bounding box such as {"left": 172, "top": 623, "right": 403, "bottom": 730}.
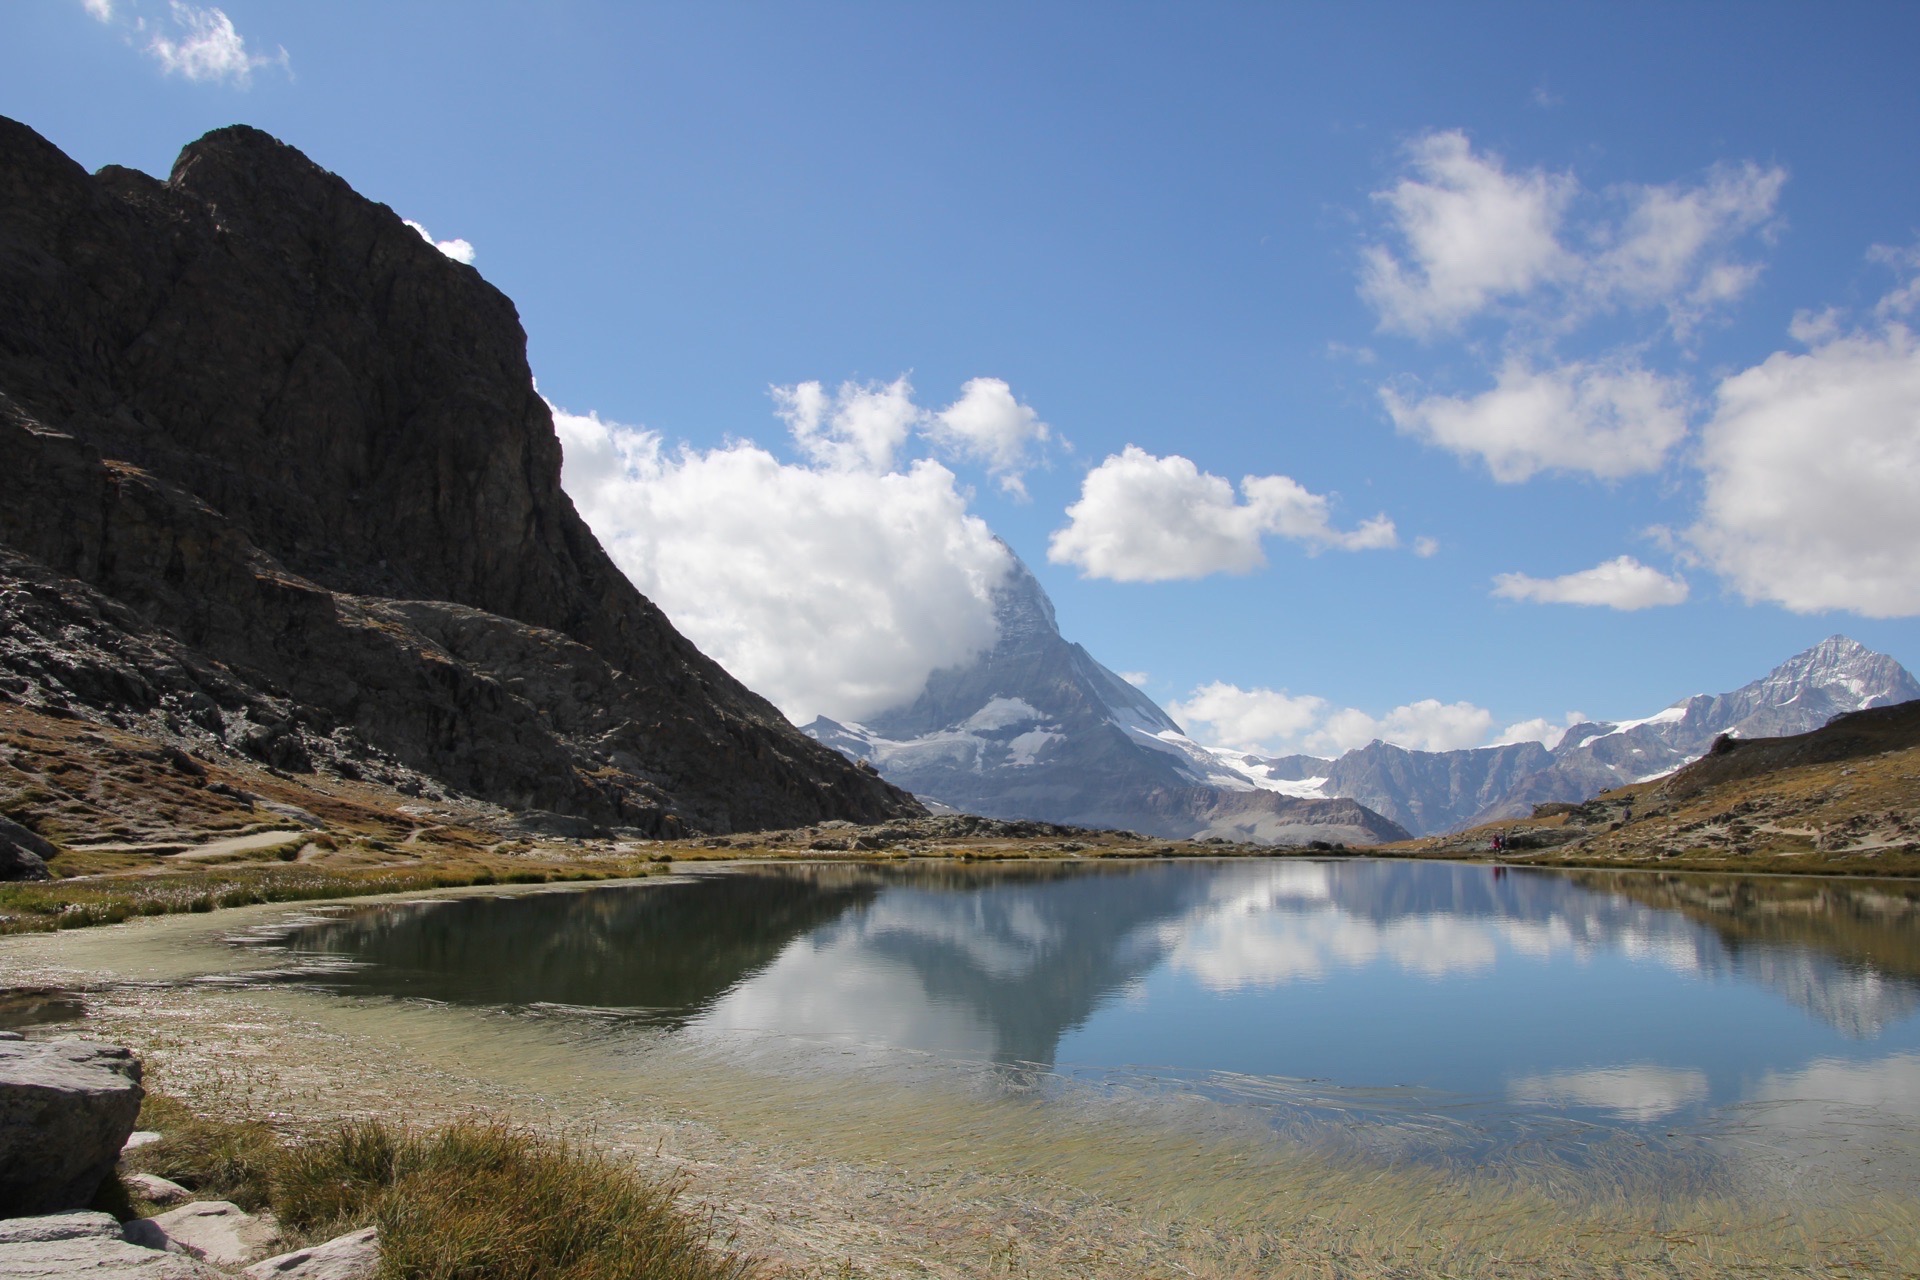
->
{"left": 1570, "top": 872, "right": 1920, "bottom": 1038}
{"left": 695, "top": 862, "right": 1222, "bottom": 1066}
{"left": 1167, "top": 861, "right": 1920, "bottom": 1038}
{"left": 272, "top": 871, "right": 881, "bottom": 1022}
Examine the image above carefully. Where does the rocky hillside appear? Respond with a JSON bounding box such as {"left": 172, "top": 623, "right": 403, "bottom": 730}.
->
{"left": 0, "top": 116, "right": 917, "bottom": 837}
{"left": 1404, "top": 700, "right": 1920, "bottom": 878}
{"left": 806, "top": 553, "right": 1409, "bottom": 846}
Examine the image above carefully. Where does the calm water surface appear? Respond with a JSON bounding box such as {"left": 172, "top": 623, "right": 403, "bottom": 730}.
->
{"left": 254, "top": 859, "right": 1920, "bottom": 1182}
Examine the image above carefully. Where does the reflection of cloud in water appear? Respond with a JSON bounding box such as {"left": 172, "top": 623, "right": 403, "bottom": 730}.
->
{"left": 1510, "top": 1065, "right": 1710, "bottom": 1121}
{"left": 696, "top": 935, "right": 996, "bottom": 1059}
{"left": 1724, "top": 1052, "right": 1920, "bottom": 1195}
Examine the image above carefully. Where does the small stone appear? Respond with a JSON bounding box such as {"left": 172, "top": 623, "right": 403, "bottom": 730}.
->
{"left": 244, "top": 1227, "right": 379, "bottom": 1280}
{"left": 122, "top": 1129, "right": 164, "bottom": 1153}
{"left": 124, "top": 1172, "right": 192, "bottom": 1204}
{"left": 132, "top": 1201, "right": 280, "bottom": 1268}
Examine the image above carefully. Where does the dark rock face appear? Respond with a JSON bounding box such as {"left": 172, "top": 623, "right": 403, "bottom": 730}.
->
{"left": 0, "top": 1039, "right": 144, "bottom": 1216}
{"left": 807, "top": 553, "right": 1409, "bottom": 844}
{"left": 0, "top": 116, "right": 918, "bottom": 834}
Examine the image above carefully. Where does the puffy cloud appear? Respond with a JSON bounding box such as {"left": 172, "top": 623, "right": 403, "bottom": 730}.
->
{"left": 1491, "top": 713, "right": 1589, "bottom": 750}
{"left": 1167, "top": 683, "right": 1330, "bottom": 753}
{"left": 1382, "top": 358, "right": 1689, "bottom": 482}
{"left": 1361, "top": 130, "right": 1576, "bottom": 337}
{"left": 1589, "top": 163, "right": 1784, "bottom": 334}
{"left": 403, "top": 220, "right": 476, "bottom": 265}
{"left": 1412, "top": 535, "right": 1440, "bottom": 558}
{"left": 1314, "top": 699, "right": 1497, "bottom": 755}
{"left": 553, "top": 401, "right": 1012, "bottom": 725}
{"left": 83, "top": 0, "right": 113, "bottom": 21}
{"left": 774, "top": 376, "right": 918, "bottom": 473}
{"left": 1360, "top": 130, "right": 1783, "bottom": 339}
{"left": 145, "top": 2, "right": 287, "bottom": 87}
{"left": 1119, "top": 671, "right": 1150, "bottom": 688}
{"left": 1169, "top": 682, "right": 1494, "bottom": 756}
{"left": 1047, "top": 447, "right": 1396, "bottom": 582}
{"left": 1492, "top": 555, "right": 1689, "bottom": 610}
{"left": 926, "top": 377, "right": 1051, "bottom": 495}
{"left": 1687, "top": 321, "right": 1920, "bottom": 617}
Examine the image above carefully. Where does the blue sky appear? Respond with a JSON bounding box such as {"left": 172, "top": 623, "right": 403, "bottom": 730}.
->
{"left": 7, "top": 2, "right": 1919, "bottom": 756}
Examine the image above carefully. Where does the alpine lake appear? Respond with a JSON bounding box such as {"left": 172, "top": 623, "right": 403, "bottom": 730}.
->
{"left": 12, "top": 856, "right": 1920, "bottom": 1275}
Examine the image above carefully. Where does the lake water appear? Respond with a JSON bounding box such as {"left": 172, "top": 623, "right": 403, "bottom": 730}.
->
{"left": 250, "top": 858, "right": 1920, "bottom": 1191}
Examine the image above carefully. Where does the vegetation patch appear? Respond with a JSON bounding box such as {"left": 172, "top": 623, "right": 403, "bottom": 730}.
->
{"left": 122, "top": 1096, "right": 747, "bottom": 1280}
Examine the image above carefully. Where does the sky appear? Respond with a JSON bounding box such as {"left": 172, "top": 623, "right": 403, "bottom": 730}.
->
{"left": 6, "top": 1, "right": 1920, "bottom": 759}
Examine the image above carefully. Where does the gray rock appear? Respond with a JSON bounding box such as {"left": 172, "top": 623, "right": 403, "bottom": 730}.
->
{"left": 244, "top": 1227, "right": 379, "bottom": 1280}
{"left": 127, "top": 1202, "right": 280, "bottom": 1268}
{"left": 0, "top": 1212, "right": 222, "bottom": 1278}
{"left": 0, "top": 1039, "right": 144, "bottom": 1215}
{"left": 121, "top": 1130, "right": 163, "bottom": 1154}
{"left": 122, "top": 1173, "right": 190, "bottom": 1205}
{"left": 0, "top": 815, "right": 52, "bottom": 881}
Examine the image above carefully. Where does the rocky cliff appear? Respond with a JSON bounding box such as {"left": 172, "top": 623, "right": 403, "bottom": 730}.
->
{"left": 0, "top": 116, "right": 918, "bottom": 835}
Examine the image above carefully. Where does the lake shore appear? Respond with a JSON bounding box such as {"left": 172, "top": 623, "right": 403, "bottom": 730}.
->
{"left": 4, "top": 878, "right": 1917, "bottom": 1279}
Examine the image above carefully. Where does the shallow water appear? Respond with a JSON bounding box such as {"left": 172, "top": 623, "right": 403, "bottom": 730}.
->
{"left": 247, "top": 858, "right": 1920, "bottom": 1191}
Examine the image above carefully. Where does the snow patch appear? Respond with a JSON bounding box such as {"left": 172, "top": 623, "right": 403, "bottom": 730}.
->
{"left": 962, "top": 697, "right": 1043, "bottom": 731}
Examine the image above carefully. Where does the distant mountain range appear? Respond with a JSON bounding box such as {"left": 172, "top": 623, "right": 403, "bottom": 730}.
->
{"left": 1229, "top": 634, "right": 1920, "bottom": 836}
{"left": 806, "top": 550, "right": 1920, "bottom": 843}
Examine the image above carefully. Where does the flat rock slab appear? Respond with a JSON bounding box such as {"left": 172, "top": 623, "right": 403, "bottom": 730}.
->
{"left": 0, "top": 1040, "right": 144, "bottom": 1215}
{"left": 0, "top": 1212, "right": 223, "bottom": 1279}
{"left": 244, "top": 1227, "right": 379, "bottom": 1280}
{"left": 124, "top": 1202, "right": 279, "bottom": 1268}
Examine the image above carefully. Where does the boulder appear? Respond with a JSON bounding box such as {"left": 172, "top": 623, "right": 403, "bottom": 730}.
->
{"left": 0, "top": 816, "right": 52, "bottom": 882}
{"left": 0, "top": 1039, "right": 143, "bottom": 1215}
{"left": 124, "top": 1201, "right": 280, "bottom": 1268}
{"left": 244, "top": 1227, "right": 380, "bottom": 1280}
{"left": 0, "top": 1212, "right": 222, "bottom": 1278}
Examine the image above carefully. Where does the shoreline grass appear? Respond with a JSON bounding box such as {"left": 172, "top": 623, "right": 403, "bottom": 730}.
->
{"left": 120, "top": 1095, "right": 749, "bottom": 1280}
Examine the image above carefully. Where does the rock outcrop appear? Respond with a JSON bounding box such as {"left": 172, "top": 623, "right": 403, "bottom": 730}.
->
{"left": 0, "top": 116, "right": 919, "bottom": 835}
{"left": 0, "top": 1039, "right": 144, "bottom": 1216}
{"left": 0, "top": 816, "right": 53, "bottom": 882}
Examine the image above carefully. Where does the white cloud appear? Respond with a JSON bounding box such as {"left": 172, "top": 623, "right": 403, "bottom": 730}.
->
{"left": 926, "top": 376, "right": 1050, "bottom": 495}
{"left": 1589, "top": 163, "right": 1784, "bottom": 334}
{"left": 1119, "top": 671, "right": 1150, "bottom": 688}
{"left": 1687, "top": 320, "right": 1920, "bottom": 617}
{"left": 403, "top": 220, "right": 476, "bottom": 265}
{"left": 774, "top": 376, "right": 919, "bottom": 473}
{"left": 1492, "top": 555, "right": 1689, "bottom": 610}
{"left": 1360, "top": 130, "right": 1576, "bottom": 337}
{"left": 1047, "top": 446, "right": 1395, "bottom": 582}
{"left": 553, "top": 401, "right": 1013, "bottom": 725}
{"left": 1870, "top": 241, "right": 1920, "bottom": 319}
{"left": 146, "top": 2, "right": 287, "bottom": 87}
{"left": 1383, "top": 357, "right": 1689, "bottom": 482}
{"left": 1359, "top": 130, "right": 1783, "bottom": 339}
{"left": 1168, "top": 683, "right": 1330, "bottom": 753}
{"left": 83, "top": 0, "right": 113, "bottom": 21}
{"left": 1314, "top": 699, "right": 1496, "bottom": 755}
{"left": 1412, "top": 535, "right": 1440, "bottom": 558}
{"left": 1491, "top": 712, "right": 1588, "bottom": 750}
{"left": 1169, "top": 682, "right": 1494, "bottom": 756}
